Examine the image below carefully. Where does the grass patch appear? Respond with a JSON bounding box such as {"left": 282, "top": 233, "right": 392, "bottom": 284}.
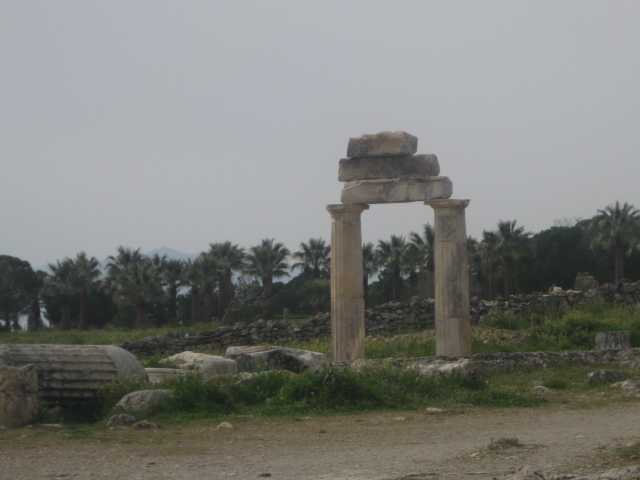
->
{"left": 616, "top": 441, "right": 640, "bottom": 458}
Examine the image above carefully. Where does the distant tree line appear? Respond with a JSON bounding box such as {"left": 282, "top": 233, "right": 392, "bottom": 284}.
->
{"left": 2, "top": 201, "right": 640, "bottom": 331}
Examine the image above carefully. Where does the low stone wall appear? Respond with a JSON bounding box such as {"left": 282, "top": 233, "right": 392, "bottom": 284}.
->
{"left": 332, "top": 348, "right": 640, "bottom": 373}
{"left": 119, "top": 281, "right": 640, "bottom": 358}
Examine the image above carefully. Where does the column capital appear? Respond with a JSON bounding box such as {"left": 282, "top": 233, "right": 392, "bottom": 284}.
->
{"left": 425, "top": 199, "right": 470, "bottom": 210}
{"left": 326, "top": 203, "right": 370, "bottom": 215}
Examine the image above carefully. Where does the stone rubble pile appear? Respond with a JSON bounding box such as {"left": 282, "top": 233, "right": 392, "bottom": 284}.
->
{"left": 339, "top": 131, "right": 453, "bottom": 204}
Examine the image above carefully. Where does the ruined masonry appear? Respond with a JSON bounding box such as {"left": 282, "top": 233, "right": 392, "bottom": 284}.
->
{"left": 328, "top": 131, "right": 471, "bottom": 361}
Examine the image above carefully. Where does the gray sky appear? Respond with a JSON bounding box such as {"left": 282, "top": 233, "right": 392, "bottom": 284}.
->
{"left": 2, "top": 1, "right": 639, "bottom": 268}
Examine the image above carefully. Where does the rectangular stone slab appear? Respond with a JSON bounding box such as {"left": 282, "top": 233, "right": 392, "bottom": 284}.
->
{"left": 338, "top": 154, "right": 440, "bottom": 182}
{"left": 341, "top": 176, "right": 452, "bottom": 204}
{"left": 346, "top": 131, "right": 418, "bottom": 157}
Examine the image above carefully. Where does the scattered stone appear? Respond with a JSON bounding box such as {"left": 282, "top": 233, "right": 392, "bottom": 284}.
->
{"left": 114, "top": 389, "right": 173, "bottom": 414}
{"left": 225, "top": 346, "right": 328, "bottom": 373}
{"left": 575, "top": 274, "right": 599, "bottom": 291}
{"left": 338, "top": 154, "right": 440, "bottom": 182}
{"left": 425, "top": 408, "right": 445, "bottom": 414}
{"left": 132, "top": 420, "right": 162, "bottom": 430}
{"left": 532, "top": 385, "right": 558, "bottom": 395}
{"left": 587, "top": 370, "right": 628, "bottom": 385}
{"left": 346, "top": 131, "right": 418, "bottom": 158}
{"left": 162, "top": 351, "right": 237, "bottom": 378}
{"left": 505, "top": 465, "right": 548, "bottom": 480}
{"left": 341, "top": 176, "right": 452, "bottom": 204}
{"left": 0, "top": 364, "right": 39, "bottom": 428}
{"left": 107, "top": 414, "right": 137, "bottom": 427}
{"left": 620, "top": 379, "right": 640, "bottom": 390}
{"left": 412, "top": 359, "right": 485, "bottom": 381}
{"left": 216, "top": 422, "right": 234, "bottom": 429}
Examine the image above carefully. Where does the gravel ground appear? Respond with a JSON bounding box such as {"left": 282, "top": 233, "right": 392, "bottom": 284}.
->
{"left": 1, "top": 401, "right": 640, "bottom": 480}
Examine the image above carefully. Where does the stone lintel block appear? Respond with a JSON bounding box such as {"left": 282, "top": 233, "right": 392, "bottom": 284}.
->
{"left": 347, "top": 131, "right": 418, "bottom": 157}
{"left": 341, "top": 176, "right": 452, "bottom": 204}
{"left": 338, "top": 154, "right": 440, "bottom": 182}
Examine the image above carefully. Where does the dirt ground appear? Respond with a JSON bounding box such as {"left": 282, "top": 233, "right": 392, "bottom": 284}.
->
{"left": 1, "top": 399, "right": 640, "bottom": 480}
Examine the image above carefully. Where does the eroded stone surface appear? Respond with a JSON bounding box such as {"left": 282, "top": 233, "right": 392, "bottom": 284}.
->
{"left": 0, "top": 365, "right": 39, "bottom": 428}
{"left": 114, "top": 389, "right": 173, "bottom": 413}
{"left": 225, "top": 346, "right": 328, "bottom": 373}
{"left": 341, "top": 176, "right": 452, "bottom": 204}
{"left": 162, "top": 351, "right": 237, "bottom": 378}
{"left": 346, "top": 131, "right": 417, "bottom": 157}
{"left": 338, "top": 154, "right": 440, "bottom": 182}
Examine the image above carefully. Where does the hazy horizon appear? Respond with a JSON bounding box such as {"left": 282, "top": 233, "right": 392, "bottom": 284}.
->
{"left": 3, "top": 2, "right": 639, "bottom": 268}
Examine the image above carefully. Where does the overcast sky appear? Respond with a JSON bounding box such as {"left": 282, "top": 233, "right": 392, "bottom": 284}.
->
{"left": 2, "top": 1, "right": 639, "bottom": 268}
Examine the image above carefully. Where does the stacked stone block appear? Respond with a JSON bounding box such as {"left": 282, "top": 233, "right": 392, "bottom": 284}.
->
{"left": 339, "top": 131, "right": 452, "bottom": 204}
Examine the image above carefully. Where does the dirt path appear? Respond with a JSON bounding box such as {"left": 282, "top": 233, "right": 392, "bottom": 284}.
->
{"left": 2, "top": 401, "right": 640, "bottom": 480}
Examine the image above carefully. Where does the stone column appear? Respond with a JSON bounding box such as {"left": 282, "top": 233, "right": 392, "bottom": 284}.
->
{"left": 326, "top": 203, "right": 369, "bottom": 361}
{"left": 427, "top": 199, "right": 471, "bottom": 357}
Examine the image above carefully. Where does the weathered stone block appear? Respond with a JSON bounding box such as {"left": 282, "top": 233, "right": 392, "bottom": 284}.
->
{"left": 347, "top": 131, "right": 417, "bottom": 157}
{"left": 575, "top": 275, "right": 599, "bottom": 291}
{"left": 161, "top": 352, "right": 237, "bottom": 378}
{"left": 0, "top": 365, "right": 39, "bottom": 428}
{"left": 341, "top": 176, "right": 452, "bottom": 204}
{"left": 225, "top": 346, "right": 328, "bottom": 373}
{"left": 338, "top": 154, "right": 439, "bottom": 182}
{"left": 114, "top": 389, "right": 173, "bottom": 413}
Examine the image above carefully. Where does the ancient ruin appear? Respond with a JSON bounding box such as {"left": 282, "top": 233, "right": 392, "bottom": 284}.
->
{"left": 328, "top": 131, "right": 471, "bottom": 360}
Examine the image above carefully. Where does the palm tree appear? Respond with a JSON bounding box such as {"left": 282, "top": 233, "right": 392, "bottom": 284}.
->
{"left": 489, "top": 220, "right": 532, "bottom": 297}
{"left": 589, "top": 201, "right": 640, "bottom": 283}
{"left": 376, "top": 235, "right": 408, "bottom": 301}
{"left": 71, "top": 252, "right": 101, "bottom": 330}
{"left": 182, "top": 259, "right": 204, "bottom": 325}
{"left": 409, "top": 224, "right": 435, "bottom": 298}
{"left": 208, "top": 242, "right": 245, "bottom": 318}
{"left": 291, "top": 238, "right": 331, "bottom": 280}
{"left": 110, "top": 260, "right": 164, "bottom": 327}
{"left": 46, "top": 258, "right": 76, "bottom": 330}
{"left": 479, "top": 230, "right": 502, "bottom": 300}
{"left": 195, "top": 253, "right": 220, "bottom": 323}
{"left": 244, "top": 239, "right": 290, "bottom": 320}
{"left": 362, "top": 242, "right": 380, "bottom": 308}
{"left": 162, "top": 259, "right": 185, "bottom": 322}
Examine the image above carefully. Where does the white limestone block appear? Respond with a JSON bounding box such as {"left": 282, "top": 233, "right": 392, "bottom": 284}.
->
{"left": 162, "top": 351, "right": 237, "bottom": 378}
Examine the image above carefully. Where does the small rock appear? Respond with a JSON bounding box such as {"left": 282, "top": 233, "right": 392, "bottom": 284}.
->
{"left": 132, "top": 420, "right": 162, "bottom": 430}
{"left": 532, "top": 386, "right": 557, "bottom": 395}
{"left": 217, "top": 422, "right": 234, "bottom": 429}
{"left": 259, "top": 474, "right": 272, "bottom": 478}
{"left": 425, "top": 408, "right": 445, "bottom": 414}
{"left": 107, "top": 414, "right": 137, "bottom": 427}
{"left": 620, "top": 379, "right": 640, "bottom": 390}
{"left": 587, "top": 370, "right": 627, "bottom": 385}
{"left": 505, "top": 465, "right": 548, "bottom": 480}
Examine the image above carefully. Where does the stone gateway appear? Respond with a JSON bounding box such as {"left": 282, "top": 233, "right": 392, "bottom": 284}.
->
{"left": 328, "top": 131, "right": 471, "bottom": 361}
